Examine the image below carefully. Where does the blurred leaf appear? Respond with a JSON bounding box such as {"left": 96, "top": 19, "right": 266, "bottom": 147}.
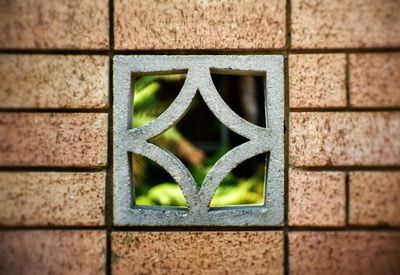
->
{"left": 134, "top": 82, "right": 160, "bottom": 108}
{"left": 135, "top": 196, "right": 154, "bottom": 206}
{"left": 148, "top": 183, "right": 187, "bottom": 206}
{"left": 134, "top": 76, "right": 157, "bottom": 92}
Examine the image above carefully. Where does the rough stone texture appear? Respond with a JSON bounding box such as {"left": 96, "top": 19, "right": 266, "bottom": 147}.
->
{"left": 0, "top": 55, "right": 109, "bottom": 109}
{"left": 289, "top": 54, "right": 346, "bottom": 108}
{"left": 290, "top": 232, "right": 400, "bottom": 275}
{"left": 0, "top": 172, "right": 105, "bottom": 226}
{"left": 350, "top": 54, "right": 400, "bottom": 107}
{"left": 0, "top": 113, "right": 108, "bottom": 167}
{"left": 0, "top": 0, "right": 108, "bottom": 49}
{"left": 114, "top": 55, "right": 284, "bottom": 226}
{"left": 291, "top": 0, "right": 400, "bottom": 48}
{"left": 290, "top": 112, "right": 400, "bottom": 167}
{"left": 114, "top": 0, "right": 286, "bottom": 49}
{"left": 350, "top": 172, "right": 400, "bottom": 226}
{"left": 289, "top": 170, "right": 345, "bottom": 226}
{"left": 0, "top": 231, "right": 106, "bottom": 275}
{"left": 112, "top": 232, "right": 283, "bottom": 275}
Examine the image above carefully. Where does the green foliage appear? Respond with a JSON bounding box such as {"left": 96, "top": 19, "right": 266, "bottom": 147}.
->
{"left": 136, "top": 183, "right": 187, "bottom": 206}
{"left": 132, "top": 75, "right": 264, "bottom": 207}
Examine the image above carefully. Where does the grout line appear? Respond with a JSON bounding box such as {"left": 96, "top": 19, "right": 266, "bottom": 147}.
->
{"left": 345, "top": 173, "right": 350, "bottom": 226}
{"left": 0, "top": 167, "right": 107, "bottom": 172}
{"left": 289, "top": 107, "right": 400, "bottom": 112}
{"left": 0, "top": 226, "right": 107, "bottom": 231}
{"left": 3, "top": 107, "right": 392, "bottom": 115}
{"left": 346, "top": 54, "right": 351, "bottom": 107}
{"left": 0, "top": 109, "right": 109, "bottom": 113}
{"left": 0, "top": 49, "right": 110, "bottom": 55}
{"left": 284, "top": 0, "right": 291, "bottom": 274}
{"left": 288, "top": 166, "right": 400, "bottom": 172}
{"left": 288, "top": 226, "right": 400, "bottom": 232}
{"left": 111, "top": 226, "right": 285, "bottom": 232}
{"left": 106, "top": 0, "right": 115, "bottom": 274}
{"left": 1, "top": 48, "right": 400, "bottom": 55}
{"left": 289, "top": 47, "right": 400, "bottom": 54}
{"left": 105, "top": 60, "right": 113, "bottom": 275}
{"left": 1, "top": 225, "right": 398, "bottom": 232}
{"left": 285, "top": 0, "right": 291, "bottom": 51}
{"left": 283, "top": 55, "right": 290, "bottom": 275}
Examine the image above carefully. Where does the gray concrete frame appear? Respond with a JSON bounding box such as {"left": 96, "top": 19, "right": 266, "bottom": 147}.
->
{"left": 113, "top": 55, "right": 284, "bottom": 226}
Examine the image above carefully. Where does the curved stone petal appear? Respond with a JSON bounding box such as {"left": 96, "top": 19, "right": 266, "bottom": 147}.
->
{"left": 128, "top": 141, "right": 198, "bottom": 207}
{"left": 198, "top": 140, "right": 268, "bottom": 209}
{"left": 198, "top": 70, "right": 267, "bottom": 140}
{"left": 131, "top": 70, "right": 198, "bottom": 141}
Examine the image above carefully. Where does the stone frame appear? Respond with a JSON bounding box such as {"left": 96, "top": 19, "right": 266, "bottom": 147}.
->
{"left": 113, "top": 55, "right": 284, "bottom": 226}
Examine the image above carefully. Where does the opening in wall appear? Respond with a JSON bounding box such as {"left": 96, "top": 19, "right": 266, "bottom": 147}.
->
{"left": 131, "top": 72, "right": 267, "bottom": 207}
{"left": 113, "top": 55, "right": 284, "bottom": 226}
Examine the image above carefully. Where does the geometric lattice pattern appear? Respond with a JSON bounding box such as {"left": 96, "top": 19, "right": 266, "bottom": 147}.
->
{"left": 113, "top": 55, "right": 284, "bottom": 226}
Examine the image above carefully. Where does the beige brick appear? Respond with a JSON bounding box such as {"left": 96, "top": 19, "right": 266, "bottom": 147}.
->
{"left": 289, "top": 54, "right": 346, "bottom": 108}
{"left": 350, "top": 54, "right": 400, "bottom": 107}
{"left": 0, "top": 0, "right": 108, "bottom": 49}
{"left": 0, "top": 113, "right": 108, "bottom": 167}
{"left": 114, "top": 0, "right": 286, "bottom": 49}
{"left": 0, "top": 55, "right": 109, "bottom": 109}
{"left": 290, "top": 232, "right": 400, "bottom": 275}
{"left": 292, "top": 0, "right": 400, "bottom": 48}
{"left": 0, "top": 231, "right": 106, "bottom": 275}
{"left": 289, "top": 170, "right": 345, "bottom": 226}
{"left": 0, "top": 172, "right": 105, "bottom": 226}
{"left": 350, "top": 172, "right": 400, "bottom": 226}
{"left": 290, "top": 112, "right": 400, "bottom": 167}
{"left": 112, "top": 232, "right": 283, "bottom": 275}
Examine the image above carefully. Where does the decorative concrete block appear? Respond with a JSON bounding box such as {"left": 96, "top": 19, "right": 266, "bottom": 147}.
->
{"left": 113, "top": 55, "right": 284, "bottom": 226}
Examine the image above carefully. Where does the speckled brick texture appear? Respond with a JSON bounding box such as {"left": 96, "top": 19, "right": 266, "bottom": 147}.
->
{"left": 291, "top": 0, "right": 400, "bottom": 48}
{"left": 0, "top": 113, "right": 108, "bottom": 167}
{"left": 114, "top": 0, "right": 286, "bottom": 49}
{"left": 0, "top": 0, "right": 108, "bottom": 49}
{"left": 0, "top": 172, "right": 105, "bottom": 226}
{"left": 350, "top": 172, "right": 400, "bottom": 226}
{"left": 0, "top": 231, "right": 106, "bottom": 275}
{"left": 112, "top": 232, "right": 283, "bottom": 275}
{"left": 1, "top": 1, "right": 400, "bottom": 274}
{"left": 290, "top": 232, "right": 400, "bottom": 275}
{"left": 289, "top": 170, "right": 346, "bottom": 226}
{"left": 0, "top": 55, "right": 109, "bottom": 109}
{"left": 350, "top": 53, "right": 400, "bottom": 107}
{"left": 289, "top": 54, "right": 346, "bottom": 108}
{"left": 290, "top": 112, "right": 400, "bottom": 167}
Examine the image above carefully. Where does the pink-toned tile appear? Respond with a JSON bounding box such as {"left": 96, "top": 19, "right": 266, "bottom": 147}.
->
{"left": 115, "top": 0, "right": 286, "bottom": 49}
{"left": 0, "top": 0, "right": 108, "bottom": 49}
{"left": 0, "top": 55, "right": 109, "bottom": 109}
{"left": 290, "top": 54, "right": 346, "bottom": 108}
{"left": 290, "top": 112, "right": 400, "bottom": 166}
{"left": 350, "top": 172, "right": 400, "bottom": 226}
{"left": 350, "top": 54, "right": 400, "bottom": 107}
{"left": 0, "top": 231, "right": 106, "bottom": 275}
{"left": 112, "top": 232, "right": 283, "bottom": 275}
{"left": 0, "top": 113, "right": 108, "bottom": 167}
{"left": 289, "top": 170, "right": 346, "bottom": 226}
{"left": 290, "top": 232, "right": 400, "bottom": 275}
{"left": 0, "top": 172, "right": 106, "bottom": 226}
{"left": 292, "top": 0, "right": 400, "bottom": 48}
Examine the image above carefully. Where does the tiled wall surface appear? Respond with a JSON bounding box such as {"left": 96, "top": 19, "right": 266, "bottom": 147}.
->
{"left": 0, "top": 0, "right": 399, "bottom": 274}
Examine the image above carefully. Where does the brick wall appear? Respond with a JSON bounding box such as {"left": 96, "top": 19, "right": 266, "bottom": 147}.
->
{"left": 0, "top": 0, "right": 399, "bottom": 274}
